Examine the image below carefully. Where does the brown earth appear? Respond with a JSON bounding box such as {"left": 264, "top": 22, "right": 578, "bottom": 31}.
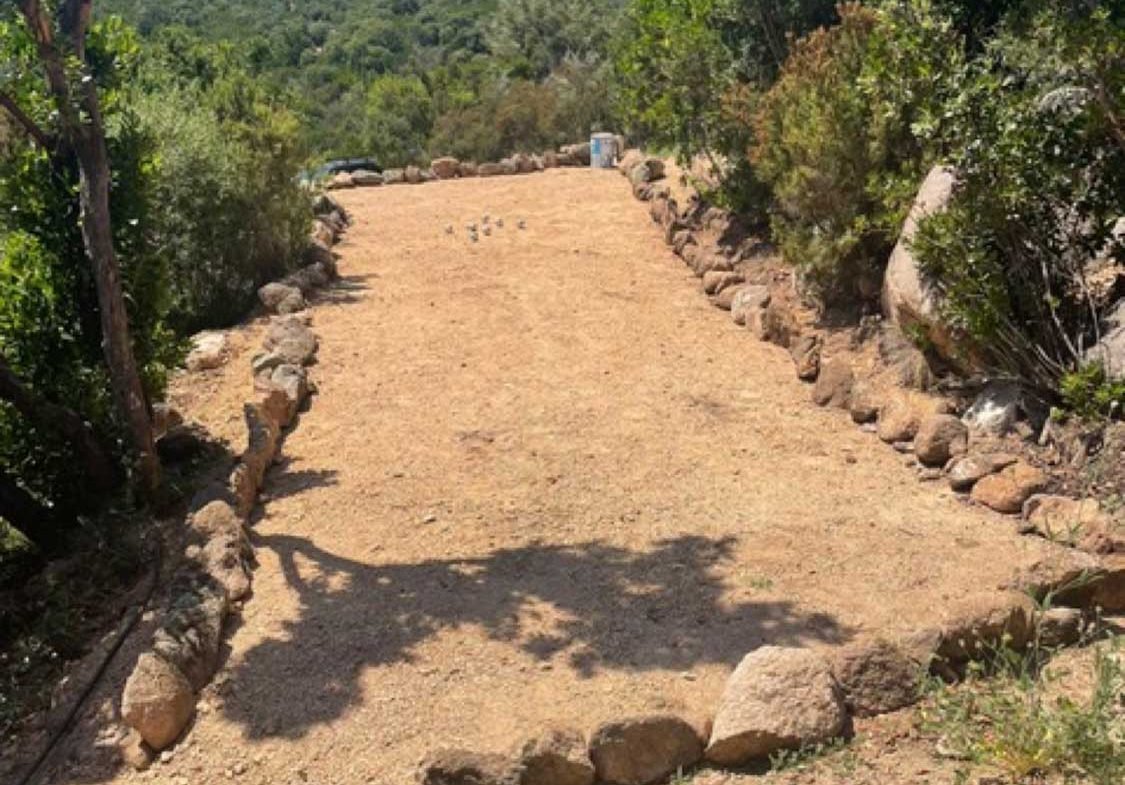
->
{"left": 40, "top": 168, "right": 1073, "bottom": 785}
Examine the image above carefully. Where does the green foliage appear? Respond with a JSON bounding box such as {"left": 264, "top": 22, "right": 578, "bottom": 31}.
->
{"left": 752, "top": 1, "right": 964, "bottom": 304}
{"left": 363, "top": 74, "right": 435, "bottom": 166}
{"left": 486, "top": 0, "right": 625, "bottom": 79}
{"left": 1060, "top": 363, "right": 1125, "bottom": 420}
{"left": 99, "top": 0, "right": 622, "bottom": 162}
{"left": 128, "top": 31, "right": 311, "bottom": 332}
{"left": 911, "top": 1, "right": 1125, "bottom": 392}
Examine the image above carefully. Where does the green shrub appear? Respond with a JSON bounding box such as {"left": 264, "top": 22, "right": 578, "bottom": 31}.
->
{"left": 911, "top": 1, "right": 1125, "bottom": 393}
{"left": 751, "top": 0, "right": 964, "bottom": 305}
{"left": 132, "top": 36, "right": 311, "bottom": 332}
{"left": 1060, "top": 363, "right": 1125, "bottom": 420}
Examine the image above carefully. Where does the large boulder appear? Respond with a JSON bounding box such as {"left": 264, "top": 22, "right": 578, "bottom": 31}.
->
{"left": 588, "top": 716, "right": 703, "bottom": 785}
{"left": 459, "top": 161, "right": 479, "bottom": 178}
{"left": 326, "top": 172, "right": 354, "bottom": 190}
{"left": 431, "top": 157, "right": 460, "bottom": 179}
{"left": 705, "top": 647, "right": 846, "bottom": 766}
{"left": 882, "top": 166, "right": 960, "bottom": 362}
{"left": 478, "top": 162, "right": 505, "bottom": 177}
{"left": 517, "top": 727, "right": 594, "bottom": 785}
{"left": 971, "top": 462, "right": 1049, "bottom": 514}
{"left": 914, "top": 414, "right": 969, "bottom": 466}
{"left": 121, "top": 653, "right": 195, "bottom": 751}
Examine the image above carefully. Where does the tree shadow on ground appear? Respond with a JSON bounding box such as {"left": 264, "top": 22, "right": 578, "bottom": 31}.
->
{"left": 221, "top": 530, "right": 853, "bottom": 740}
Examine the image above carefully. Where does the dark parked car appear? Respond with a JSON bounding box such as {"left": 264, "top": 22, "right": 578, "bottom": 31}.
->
{"left": 301, "top": 157, "right": 383, "bottom": 185}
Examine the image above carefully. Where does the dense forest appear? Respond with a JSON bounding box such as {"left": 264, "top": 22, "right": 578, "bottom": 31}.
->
{"left": 99, "top": 0, "right": 625, "bottom": 162}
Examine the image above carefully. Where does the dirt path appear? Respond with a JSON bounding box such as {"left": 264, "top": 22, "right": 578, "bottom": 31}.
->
{"left": 86, "top": 169, "right": 1062, "bottom": 785}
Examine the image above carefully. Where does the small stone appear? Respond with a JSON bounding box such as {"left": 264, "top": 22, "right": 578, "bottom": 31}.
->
{"left": 971, "top": 462, "right": 1049, "bottom": 514}
{"left": 517, "top": 727, "right": 594, "bottom": 785}
{"left": 790, "top": 336, "right": 822, "bottom": 382}
{"left": 878, "top": 397, "right": 924, "bottom": 443}
{"left": 914, "top": 414, "right": 969, "bottom": 467}
{"left": 812, "top": 359, "right": 854, "bottom": 408}
{"left": 121, "top": 653, "right": 195, "bottom": 751}
{"left": 418, "top": 749, "right": 518, "bottom": 785}
{"left": 830, "top": 639, "right": 921, "bottom": 717}
{"left": 947, "top": 453, "right": 1018, "bottom": 492}
{"left": 588, "top": 716, "right": 703, "bottom": 785}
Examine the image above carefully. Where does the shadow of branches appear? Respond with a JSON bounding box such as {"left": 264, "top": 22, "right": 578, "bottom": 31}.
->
{"left": 221, "top": 532, "right": 852, "bottom": 739}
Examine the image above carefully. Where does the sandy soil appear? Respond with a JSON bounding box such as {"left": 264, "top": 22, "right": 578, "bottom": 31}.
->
{"left": 44, "top": 168, "right": 1069, "bottom": 785}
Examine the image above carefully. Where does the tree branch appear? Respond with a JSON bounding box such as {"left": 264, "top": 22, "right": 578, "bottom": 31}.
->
{"left": 0, "top": 353, "right": 119, "bottom": 492}
{"left": 0, "top": 90, "right": 53, "bottom": 149}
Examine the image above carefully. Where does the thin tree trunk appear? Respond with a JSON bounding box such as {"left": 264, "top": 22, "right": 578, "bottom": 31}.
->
{"left": 16, "top": 0, "right": 160, "bottom": 497}
{"left": 0, "top": 353, "right": 119, "bottom": 493}
{"left": 0, "top": 466, "right": 66, "bottom": 555}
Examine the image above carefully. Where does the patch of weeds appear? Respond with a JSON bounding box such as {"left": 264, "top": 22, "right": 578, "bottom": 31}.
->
{"left": 769, "top": 737, "right": 850, "bottom": 773}
{"left": 918, "top": 639, "right": 1125, "bottom": 784}
{"left": 1060, "top": 363, "right": 1125, "bottom": 421}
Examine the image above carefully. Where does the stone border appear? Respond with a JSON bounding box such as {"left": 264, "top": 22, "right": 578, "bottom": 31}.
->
{"left": 320, "top": 140, "right": 611, "bottom": 192}
{"left": 116, "top": 195, "right": 350, "bottom": 765}
{"left": 622, "top": 150, "right": 1122, "bottom": 563}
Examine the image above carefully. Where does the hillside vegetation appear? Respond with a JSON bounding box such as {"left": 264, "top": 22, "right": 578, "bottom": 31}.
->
{"left": 99, "top": 0, "right": 625, "bottom": 162}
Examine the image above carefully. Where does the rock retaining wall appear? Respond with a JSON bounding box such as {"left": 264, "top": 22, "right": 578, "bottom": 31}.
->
{"left": 118, "top": 195, "right": 349, "bottom": 764}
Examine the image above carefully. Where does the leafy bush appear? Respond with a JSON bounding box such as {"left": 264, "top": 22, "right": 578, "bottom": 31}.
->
{"left": 751, "top": 1, "right": 964, "bottom": 305}
{"left": 0, "top": 18, "right": 179, "bottom": 513}
{"left": 1060, "top": 363, "right": 1125, "bottom": 420}
{"left": 911, "top": 1, "right": 1125, "bottom": 392}
{"left": 132, "top": 34, "right": 311, "bottom": 332}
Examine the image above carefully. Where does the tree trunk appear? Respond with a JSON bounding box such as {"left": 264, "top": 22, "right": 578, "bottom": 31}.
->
{"left": 0, "top": 353, "right": 119, "bottom": 493}
{"left": 16, "top": 0, "right": 160, "bottom": 497}
{"left": 70, "top": 118, "right": 161, "bottom": 496}
{"left": 0, "top": 467, "right": 66, "bottom": 555}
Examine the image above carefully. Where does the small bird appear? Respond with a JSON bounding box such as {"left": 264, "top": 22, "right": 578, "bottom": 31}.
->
{"left": 483, "top": 226, "right": 492, "bottom": 237}
{"left": 445, "top": 225, "right": 454, "bottom": 235}
{"left": 517, "top": 219, "right": 527, "bottom": 230}
{"left": 466, "top": 222, "right": 477, "bottom": 232}
{"left": 482, "top": 214, "right": 491, "bottom": 225}
{"left": 469, "top": 231, "right": 479, "bottom": 243}
{"left": 495, "top": 218, "right": 504, "bottom": 228}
